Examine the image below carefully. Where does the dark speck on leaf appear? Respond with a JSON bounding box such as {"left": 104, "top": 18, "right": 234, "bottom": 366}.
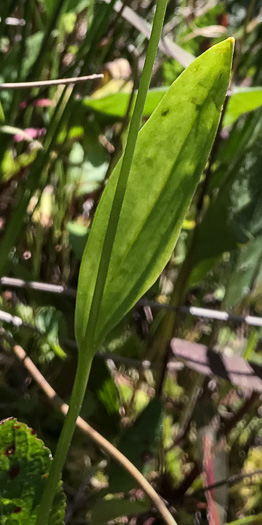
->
{"left": 161, "top": 109, "right": 169, "bottom": 117}
{"left": 8, "top": 464, "right": 20, "bottom": 478}
{"left": 5, "top": 444, "right": 15, "bottom": 456}
{"left": 13, "top": 506, "right": 22, "bottom": 513}
{"left": 31, "top": 429, "right": 36, "bottom": 435}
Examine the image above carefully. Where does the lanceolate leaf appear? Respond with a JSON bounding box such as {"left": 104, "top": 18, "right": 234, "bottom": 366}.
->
{"left": 0, "top": 418, "right": 65, "bottom": 524}
{"left": 75, "top": 39, "right": 234, "bottom": 351}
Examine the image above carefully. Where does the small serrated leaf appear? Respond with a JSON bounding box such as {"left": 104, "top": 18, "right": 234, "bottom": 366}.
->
{"left": 0, "top": 418, "right": 65, "bottom": 525}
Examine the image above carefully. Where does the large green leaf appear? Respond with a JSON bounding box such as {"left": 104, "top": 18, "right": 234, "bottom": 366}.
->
{"left": 75, "top": 39, "right": 233, "bottom": 350}
{"left": 0, "top": 418, "right": 65, "bottom": 524}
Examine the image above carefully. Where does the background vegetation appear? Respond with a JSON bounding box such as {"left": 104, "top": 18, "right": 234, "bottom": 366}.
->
{"left": 1, "top": 1, "right": 262, "bottom": 524}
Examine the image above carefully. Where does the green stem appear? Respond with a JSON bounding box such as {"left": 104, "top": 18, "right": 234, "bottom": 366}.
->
{"left": 84, "top": 0, "right": 168, "bottom": 346}
{"left": 36, "top": 1, "right": 168, "bottom": 522}
{"left": 35, "top": 355, "right": 92, "bottom": 525}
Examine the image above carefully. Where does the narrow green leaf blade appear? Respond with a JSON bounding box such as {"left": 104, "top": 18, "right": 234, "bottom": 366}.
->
{"left": 76, "top": 39, "right": 234, "bottom": 350}
{"left": 0, "top": 418, "right": 65, "bottom": 524}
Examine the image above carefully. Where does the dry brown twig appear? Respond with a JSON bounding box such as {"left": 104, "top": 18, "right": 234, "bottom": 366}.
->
{"left": 0, "top": 74, "right": 103, "bottom": 89}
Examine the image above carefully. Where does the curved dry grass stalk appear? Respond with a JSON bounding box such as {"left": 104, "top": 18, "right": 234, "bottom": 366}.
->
{"left": 0, "top": 74, "right": 103, "bottom": 89}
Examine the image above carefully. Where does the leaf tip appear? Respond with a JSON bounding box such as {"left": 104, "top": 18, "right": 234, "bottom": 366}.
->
{"left": 227, "top": 36, "right": 235, "bottom": 52}
{"left": 216, "top": 36, "right": 235, "bottom": 58}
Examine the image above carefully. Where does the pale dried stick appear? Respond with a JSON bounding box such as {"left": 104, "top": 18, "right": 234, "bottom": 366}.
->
{"left": 0, "top": 74, "right": 103, "bottom": 89}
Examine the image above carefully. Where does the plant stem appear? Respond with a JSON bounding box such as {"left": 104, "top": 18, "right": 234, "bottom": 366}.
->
{"left": 35, "top": 354, "right": 92, "bottom": 525}
{"left": 36, "top": 1, "right": 169, "bottom": 523}
{"left": 83, "top": 0, "right": 169, "bottom": 347}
